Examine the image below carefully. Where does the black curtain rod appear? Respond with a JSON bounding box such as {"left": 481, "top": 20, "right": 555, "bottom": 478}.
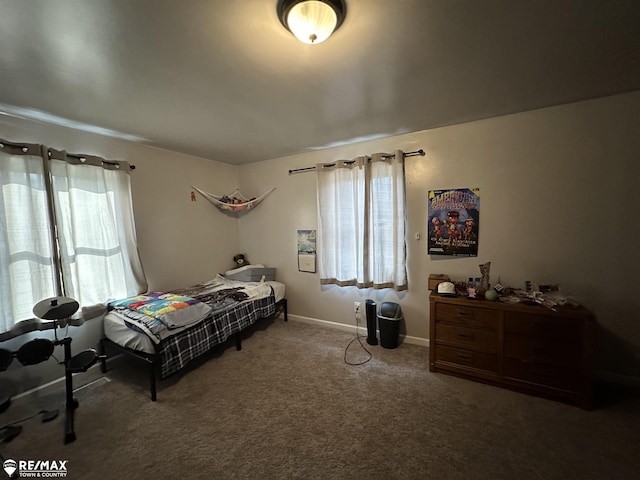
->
{"left": 1, "top": 139, "right": 136, "bottom": 170}
{"left": 65, "top": 153, "right": 136, "bottom": 170}
{"left": 288, "top": 149, "right": 425, "bottom": 175}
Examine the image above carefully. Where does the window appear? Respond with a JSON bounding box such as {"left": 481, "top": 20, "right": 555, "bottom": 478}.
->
{"left": 0, "top": 140, "right": 147, "bottom": 338}
{"left": 316, "top": 151, "right": 407, "bottom": 291}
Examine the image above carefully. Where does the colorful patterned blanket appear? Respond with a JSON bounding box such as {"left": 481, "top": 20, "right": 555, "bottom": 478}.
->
{"left": 109, "top": 276, "right": 274, "bottom": 346}
{"left": 106, "top": 276, "right": 278, "bottom": 377}
{"left": 109, "top": 292, "right": 212, "bottom": 330}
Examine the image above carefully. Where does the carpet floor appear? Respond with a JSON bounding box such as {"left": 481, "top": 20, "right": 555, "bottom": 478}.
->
{"left": 2, "top": 317, "right": 639, "bottom": 479}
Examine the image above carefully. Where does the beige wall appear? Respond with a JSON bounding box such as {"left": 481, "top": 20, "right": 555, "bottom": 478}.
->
{"left": 2, "top": 90, "right": 639, "bottom": 397}
{"left": 238, "top": 91, "right": 640, "bottom": 378}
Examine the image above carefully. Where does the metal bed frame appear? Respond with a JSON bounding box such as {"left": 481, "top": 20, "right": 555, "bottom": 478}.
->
{"left": 99, "top": 298, "right": 287, "bottom": 401}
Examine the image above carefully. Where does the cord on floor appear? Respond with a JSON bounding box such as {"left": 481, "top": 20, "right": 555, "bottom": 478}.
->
{"left": 344, "top": 309, "right": 372, "bottom": 365}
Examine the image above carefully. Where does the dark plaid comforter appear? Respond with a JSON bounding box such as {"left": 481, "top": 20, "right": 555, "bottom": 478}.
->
{"left": 116, "top": 277, "right": 277, "bottom": 378}
{"left": 158, "top": 293, "right": 275, "bottom": 378}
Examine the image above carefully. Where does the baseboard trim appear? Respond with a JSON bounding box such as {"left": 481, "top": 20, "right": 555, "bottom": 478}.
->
{"left": 287, "top": 314, "right": 429, "bottom": 348}
{"left": 12, "top": 354, "right": 121, "bottom": 401}
{"left": 286, "top": 316, "right": 640, "bottom": 382}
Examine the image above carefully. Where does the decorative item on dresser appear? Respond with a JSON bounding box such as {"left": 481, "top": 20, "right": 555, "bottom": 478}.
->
{"left": 429, "top": 293, "right": 597, "bottom": 409}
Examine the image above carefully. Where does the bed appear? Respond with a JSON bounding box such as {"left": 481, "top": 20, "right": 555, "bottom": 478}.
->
{"left": 99, "top": 274, "right": 287, "bottom": 400}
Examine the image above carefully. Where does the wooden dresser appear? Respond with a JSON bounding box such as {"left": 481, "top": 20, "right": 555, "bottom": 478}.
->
{"left": 429, "top": 293, "right": 596, "bottom": 409}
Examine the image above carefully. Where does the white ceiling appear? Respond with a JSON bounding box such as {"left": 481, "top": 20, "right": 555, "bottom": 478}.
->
{"left": 1, "top": 0, "right": 640, "bottom": 165}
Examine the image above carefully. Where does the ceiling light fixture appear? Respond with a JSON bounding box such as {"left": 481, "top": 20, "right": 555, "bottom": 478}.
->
{"left": 277, "top": 0, "right": 346, "bottom": 44}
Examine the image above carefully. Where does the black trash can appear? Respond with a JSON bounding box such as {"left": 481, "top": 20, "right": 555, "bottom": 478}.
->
{"left": 378, "top": 302, "right": 402, "bottom": 349}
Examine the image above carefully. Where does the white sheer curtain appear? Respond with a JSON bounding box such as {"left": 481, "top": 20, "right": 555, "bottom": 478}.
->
{"left": 316, "top": 150, "right": 407, "bottom": 290}
{"left": 0, "top": 143, "right": 147, "bottom": 338}
{"left": 0, "top": 149, "right": 57, "bottom": 331}
{"left": 51, "top": 158, "right": 147, "bottom": 310}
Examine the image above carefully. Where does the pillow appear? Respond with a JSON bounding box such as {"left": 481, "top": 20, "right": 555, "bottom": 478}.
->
{"left": 224, "top": 264, "right": 265, "bottom": 276}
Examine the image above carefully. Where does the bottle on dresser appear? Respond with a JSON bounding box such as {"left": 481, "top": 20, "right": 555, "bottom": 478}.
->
{"left": 467, "top": 277, "right": 476, "bottom": 298}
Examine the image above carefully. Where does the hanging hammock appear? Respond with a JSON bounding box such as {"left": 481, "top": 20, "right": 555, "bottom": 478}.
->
{"left": 191, "top": 186, "right": 276, "bottom": 214}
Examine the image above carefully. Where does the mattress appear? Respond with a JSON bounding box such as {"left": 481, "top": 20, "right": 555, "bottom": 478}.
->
{"left": 103, "top": 280, "right": 285, "bottom": 355}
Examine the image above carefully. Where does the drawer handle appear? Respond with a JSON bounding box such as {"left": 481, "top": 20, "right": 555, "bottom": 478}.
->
{"left": 532, "top": 345, "right": 548, "bottom": 352}
{"left": 456, "top": 354, "right": 473, "bottom": 361}
{"left": 456, "top": 310, "right": 471, "bottom": 317}
{"left": 457, "top": 333, "right": 474, "bottom": 339}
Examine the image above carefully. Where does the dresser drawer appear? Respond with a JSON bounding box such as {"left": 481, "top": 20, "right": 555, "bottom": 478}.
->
{"left": 504, "top": 334, "right": 582, "bottom": 368}
{"left": 504, "top": 311, "right": 581, "bottom": 342}
{"left": 429, "top": 293, "right": 595, "bottom": 408}
{"left": 435, "top": 323, "right": 498, "bottom": 353}
{"left": 435, "top": 345, "right": 498, "bottom": 373}
{"left": 435, "top": 303, "right": 498, "bottom": 329}
{"left": 503, "top": 358, "right": 582, "bottom": 391}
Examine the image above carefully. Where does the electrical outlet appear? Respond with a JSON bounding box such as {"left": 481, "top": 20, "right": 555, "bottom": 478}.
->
{"left": 353, "top": 301, "right": 361, "bottom": 314}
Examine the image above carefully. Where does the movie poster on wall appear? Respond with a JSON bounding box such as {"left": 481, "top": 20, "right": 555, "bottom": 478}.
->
{"left": 428, "top": 188, "right": 480, "bottom": 256}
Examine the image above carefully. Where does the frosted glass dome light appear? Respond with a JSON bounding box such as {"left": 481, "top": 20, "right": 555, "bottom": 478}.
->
{"left": 278, "top": 0, "right": 346, "bottom": 45}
